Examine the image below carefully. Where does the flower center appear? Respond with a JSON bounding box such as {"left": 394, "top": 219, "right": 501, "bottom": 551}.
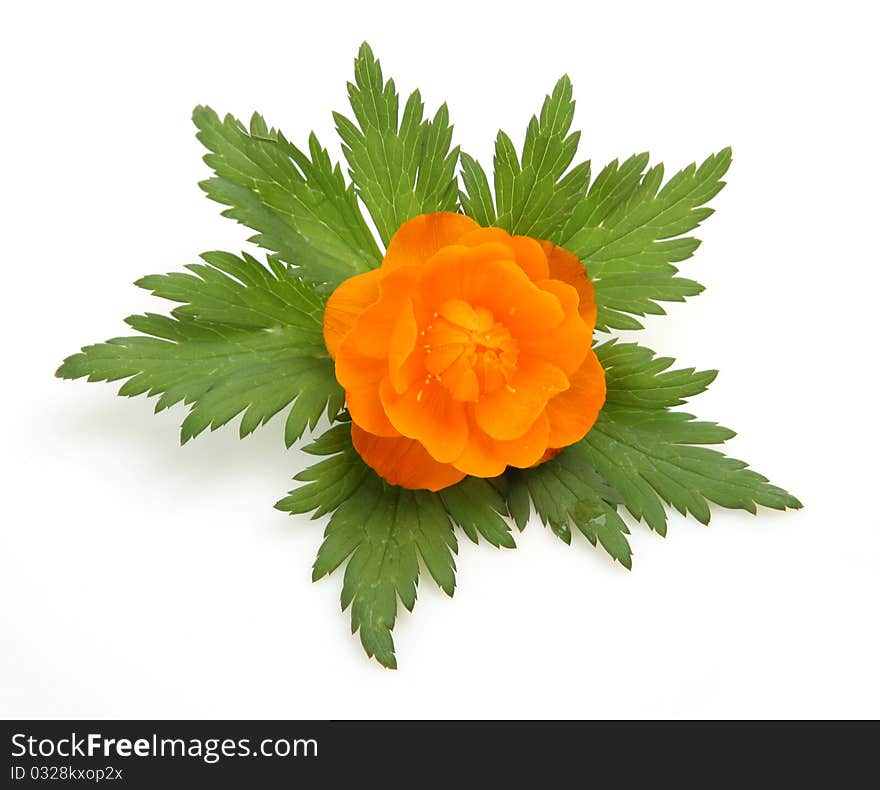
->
{"left": 421, "top": 298, "right": 518, "bottom": 402}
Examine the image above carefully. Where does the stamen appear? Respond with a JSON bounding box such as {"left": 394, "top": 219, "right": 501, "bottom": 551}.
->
{"left": 422, "top": 303, "right": 518, "bottom": 398}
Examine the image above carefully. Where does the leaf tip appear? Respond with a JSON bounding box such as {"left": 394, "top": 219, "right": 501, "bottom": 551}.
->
{"left": 54, "top": 357, "right": 76, "bottom": 379}
{"left": 191, "top": 104, "right": 216, "bottom": 129}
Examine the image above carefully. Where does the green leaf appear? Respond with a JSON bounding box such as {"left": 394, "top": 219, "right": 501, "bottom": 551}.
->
{"left": 194, "top": 106, "right": 381, "bottom": 290}
{"left": 560, "top": 148, "right": 731, "bottom": 330}
{"left": 276, "top": 423, "right": 516, "bottom": 667}
{"left": 506, "top": 341, "right": 798, "bottom": 560}
{"left": 334, "top": 42, "right": 460, "bottom": 247}
{"left": 275, "top": 423, "right": 372, "bottom": 519}
{"left": 598, "top": 339, "right": 718, "bottom": 408}
{"left": 458, "top": 153, "right": 496, "bottom": 227}
{"left": 56, "top": 251, "right": 343, "bottom": 446}
{"left": 439, "top": 477, "right": 516, "bottom": 548}
{"left": 505, "top": 443, "right": 632, "bottom": 568}
{"left": 581, "top": 405, "right": 802, "bottom": 536}
{"left": 461, "top": 76, "right": 590, "bottom": 240}
{"left": 556, "top": 152, "right": 650, "bottom": 244}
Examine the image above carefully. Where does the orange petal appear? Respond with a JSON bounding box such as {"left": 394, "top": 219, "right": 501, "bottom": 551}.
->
{"left": 545, "top": 349, "right": 606, "bottom": 448}
{"left": 346, "top": 387, "right": 399, "bottom": 437}
{"left": 456, "top": 227, "right": 515, "bottom": 250}
{"left": 351, "top": 424, "right": 465, "bottom": 491}
{"left": 522, "top": 279, "right": 591, "bottom": 375}
{"left": 380, "top": 377, "right": 468, "bottom": 463}
{"left": 418, "top": 246, "right": 565, "bottom": 337}
{"left": 511, "top": 235, "right": 550, "bottom": 281}
{"left": 352, "top": 265, "right": 422, "bottom": 358}
{"left": 382, "top": 212, "right": 479, "bottom": 272}
{"left": 456, "top": 229, "right": 550, "bottom": 282}
{"left": 424, "top": 342, "right": 466, "bottom": 377}
{"left": 440, "top": 298, "right": 481, "bottom": 330}
{"left": 336, "top": 333, "right": 384, "bottom": 392}
{"left": 387, "top": 298, "right": 420, "bottom": 393}
{"left": 322, "top": 268, "right": 382, "bottom": 359}
{"left": 335, "top": 334, "right": 398, "bottom": 437}
{"left": 540, "top": 240, "right": 597, "bottom": 329}
{"left": 441, "top": 354, "right": 480, "bottom": 402}
{"left": 473, "top": 355, "right": 569, "bottom": 440}
{"left": 453, "top": 410, "right": 550, "bottom": 477}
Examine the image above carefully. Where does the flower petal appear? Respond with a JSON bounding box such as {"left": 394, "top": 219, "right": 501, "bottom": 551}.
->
{"left": 418, "top": 246, "right": 565, "bottom": 336}
{"left": 347, "top": 387, "right": 399, "bottom": 437}
{"left": 457, "top": 228, "right": 550, "bottom": 281}
{"left": 353, "top": 265, "right": 422, "bottom": 358}
{"left": 456, "top": 227, "right": 514, "bottom": 250}
{"left": 511, "top": 235, "right": 550, "bottom": 281}
{"left": 540, "top": 240, "right": 597, "bottom": 328}
{"left": 387, "top": 298, "right": 420, "bottom": 393}
{"left": 380, "top": 377, "right": 468, "bottom": 463}
{"left": 322, "top": 268, "right": 382, "bottom": 359}
{"left": 522, "top": 279, "right": 591, "bottom": 375}
{"left": 336, "top": 334, "right": 398, "bottom": 437}
{"left": 473, "top": 355, "right": 569, "bottom": 440}
{"left": 382, "top": 212, "right": 479, "bottom": 272}
{"left": 453, "top": 410, "right": 550, "bottom": 477}
{"left": 545, "top": 349, "right": 606, "bottom": 448}
{"left": 351, "top": 424, "right": 465, "bottom": 491}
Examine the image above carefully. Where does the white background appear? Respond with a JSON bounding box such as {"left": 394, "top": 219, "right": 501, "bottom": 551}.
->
{"left": 2, "top": 0, "right": 878, "bottom": 719}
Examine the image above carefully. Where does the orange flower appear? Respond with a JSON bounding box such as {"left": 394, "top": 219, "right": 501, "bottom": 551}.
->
{"left": 323, "top": 213, "right": 606, "bottom": 491}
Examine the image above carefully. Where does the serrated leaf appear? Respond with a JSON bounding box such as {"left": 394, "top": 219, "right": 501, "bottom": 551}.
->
{"left": 275, "top": 423, "right": 371, "bottom": 519}
{"left": 458, "top": 153, "right": 496, "bottom": 227}
{"left": 56, "top": 251, "right": 343, "bottom": 445}
{"left": 439, "top": 477, "right": 515, "bottom": 548}
{"left": 461, "top": 76, "right": 590, "bottom": 241}
{"left": 330, "top": 480, "right": 419, "bottom": 669}
{"left": 194, "top": 106, "right": 381, "bottom": 290}
{"left": 559, "top": 149, "right": 731, "bottom": 329}
{"left": 335, "top": 43, "right": 460, "bottom": 247}
{"left": 557, "top": 153, "right": 650, "bottom": 244}
{"left": 580, "top": 406, "right": 802, "bottom": 536}
{"left": 329, "top": 481, "right": 458, "bottom": 668}
{"left": 506, "top": 443, "right": 632, "bottom": 568}
{"left": 598, "top": 339, "right": 718, "bottom": 408}
{"left": 276, "top": 423, "right": 519, "bottom": 666}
